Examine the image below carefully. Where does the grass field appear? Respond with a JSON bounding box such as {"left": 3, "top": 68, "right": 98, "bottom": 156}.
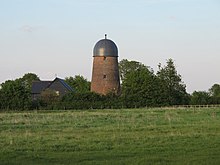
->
{"left": 0, "top": 108, "right": 220, "bottom": 165}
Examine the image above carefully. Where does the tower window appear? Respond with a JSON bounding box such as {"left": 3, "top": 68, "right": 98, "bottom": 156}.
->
{"left": 103, "top": 75, "right": 107, "bottom": 79}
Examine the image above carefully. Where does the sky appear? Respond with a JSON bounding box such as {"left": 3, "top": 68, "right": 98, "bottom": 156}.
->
{"left": 0, "top": 0, "right": 220, "bottom": 93}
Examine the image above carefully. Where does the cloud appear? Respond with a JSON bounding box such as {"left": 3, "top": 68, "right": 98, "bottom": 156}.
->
{"left": 19, "top": 25, "right": 42, "bottom": 33}
{"left": 20, "top": 25, "right": 34, "bottom": 32}
{"left": 169, "top": 16, "right": 177, "bottom": 21}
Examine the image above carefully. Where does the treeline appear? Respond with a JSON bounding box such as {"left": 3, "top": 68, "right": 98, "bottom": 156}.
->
{"left": 0, "top": 59, "right": 220, "bottom": 110}
{"left": 0, "top": 73, "right": 39, "bottom": 110}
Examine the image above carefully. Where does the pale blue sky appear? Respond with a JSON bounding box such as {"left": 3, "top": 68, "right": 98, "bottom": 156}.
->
{"left": 0, "top": 0, "right": 220, "bottom": 93}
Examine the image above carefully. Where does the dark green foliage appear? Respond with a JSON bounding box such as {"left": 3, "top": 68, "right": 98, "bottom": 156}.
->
{"left": 0, "top": 79, "right": 30, "bottom": 110}
{"left": 2, "top": 59, "right": 220, "bottom": 111}
{"left": 0, "top": 73, "right": 39, "bottom": 110}
{"left": 157, "top": 59, "right": 189, "bottom": 105}
{"left": 61, "top": 92, "right": 104, "bottom": 109}
{"left": 121, "top": 63, "right": 161, "bottom": 107}
{"left": 40, "top": 89, "right": 60, "bottom": 108}
{"left": 65, "top": 75, "right": 90, "bottom": 93}
{"left": 0, "top": 59, "right": 190, "bottom": 110}
{"left": 119, "top": 59, "right": 147, "bottom": 82}
{"left": 120, "top": 59, "right": 189, "bottom": 107}
{"left": 190, "top": 91, "right": 211, "bottom": 105}
{"left": 189, "top": 84, "right": 220, "bottom": 105}
{"left": 58, "top": 92, "right": 123, "bottom": 110}
{"left": 209, "top": 84, "right": 220, "bottom": 104}
{"left": 21, "top": 73, "right": 40, "bottom": 89}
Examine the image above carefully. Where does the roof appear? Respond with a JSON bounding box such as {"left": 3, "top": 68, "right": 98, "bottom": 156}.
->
{"left": 49, "top": 78, "right": 74, "bottom": 92}
{"left": 93, "top": 35, "right": 118, "bottom": 57}
{"left": 31, "top": 78, "right": 74, "bottom": 94}
{"left": 31, "top": 81, "right": 52, "bottom": 94}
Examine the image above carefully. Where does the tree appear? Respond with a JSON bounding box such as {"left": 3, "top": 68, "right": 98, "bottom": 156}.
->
{"left": 65, "top": 75, "right": 90, "bottom": 93}
{"left": 21, "top": 73, "right": 40, "bottom": 89}
{"left": 157, "top": 59, "right": 189, "bottom": 105}
{"left": 209, "top": 84, "right": 220, "bottom": 104}
{"left": 190, "top": 91, "right": 210, "bottom": 105}
{"left": 119, "top": 59, "right": 147, "bottom": 82}
{"left": 0, "top": 79, "right": 30, "bottom": 110}
{"left": 120, "top": 59, "right": 160, "bottom": 107}
{"left": 0, "top": 73, "right": 40, "bottom": 110}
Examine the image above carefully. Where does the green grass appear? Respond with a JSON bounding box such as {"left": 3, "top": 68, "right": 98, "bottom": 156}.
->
{"left": 0, "top": 108, "right": 220, "bottom": 165}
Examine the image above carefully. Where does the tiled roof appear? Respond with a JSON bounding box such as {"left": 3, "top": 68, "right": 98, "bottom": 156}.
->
{"left": 31, "top": 81, "right": 52, "bottom": 94}
{"left": 56, "top": 78, "right": 74, "bottom": 92}
{"left": 31, "top": 78, "right": 74, "bottom": 94}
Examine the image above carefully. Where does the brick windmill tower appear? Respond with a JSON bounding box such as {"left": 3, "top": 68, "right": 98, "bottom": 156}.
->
{"left": 91, "top": 34, "right": 120, "bottom": 95}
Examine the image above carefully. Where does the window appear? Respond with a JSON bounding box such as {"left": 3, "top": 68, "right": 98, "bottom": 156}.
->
{"left": 56, "top": 91, "right": 60, "bottom": 96}
{"left": 103, "top": 75, "right": 107, "bottom": 79}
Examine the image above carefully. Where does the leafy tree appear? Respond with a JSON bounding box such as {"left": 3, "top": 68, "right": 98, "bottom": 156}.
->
{"left": 190, "top": 91, "right": 210, "bottom": 105}
{"left": 157, "top": 59, "right": 189, "bottom": 105}
{"left": 120, "top": 60, "right": 160, "bottom": 107}
{"left": 0, "top": 73, "right": 40, "bottom": 110}
{"left": 21, "top": 73, "right": 40, "bottom": 89}
{"left": 0, "top": 79, "right": 30, "bottom": 110}
{"left": 65, "top": 75, "right": 90, "bottom": 93}
{"left": 119, "top": 59, "right": 147, "bottom": 82}
{"left": 208, "top": 84, "right": 220, "bottom": 104}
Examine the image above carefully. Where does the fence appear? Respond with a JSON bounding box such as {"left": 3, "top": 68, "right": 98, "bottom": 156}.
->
{"left": 161, "top": 104, "right": 220, "bottom": 109}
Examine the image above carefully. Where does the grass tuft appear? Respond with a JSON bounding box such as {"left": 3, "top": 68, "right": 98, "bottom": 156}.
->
{"left": 0, "top": 108, "right": 220, "bottom": 164}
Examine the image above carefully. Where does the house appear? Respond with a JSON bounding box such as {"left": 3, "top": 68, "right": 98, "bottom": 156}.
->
{"left": 31, "top": 77, "right": 73, "bottom": 101}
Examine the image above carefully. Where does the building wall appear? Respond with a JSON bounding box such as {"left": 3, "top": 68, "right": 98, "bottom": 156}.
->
{"left": 48, "top": 80, "right": 69, "bottom": 97}
{"left": 32, "top": 93, "right": 41, "bottom": 101}
{"left": 91, "top": 56, "right": 120, "bottom": 95}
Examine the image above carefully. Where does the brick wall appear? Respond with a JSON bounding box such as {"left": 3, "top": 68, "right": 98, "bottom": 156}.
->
{"left": 91, "top": 56, "right": 120, "bottom": 95}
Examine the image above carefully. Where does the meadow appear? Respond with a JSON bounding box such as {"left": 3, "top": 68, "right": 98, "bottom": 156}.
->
{"left": 0, "top": 108, "right": 220, "bottom": 165}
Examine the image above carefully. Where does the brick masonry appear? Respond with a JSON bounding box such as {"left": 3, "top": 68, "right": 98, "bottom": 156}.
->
{"left": 91, "top": 56, "right": 120, "bottom": 95}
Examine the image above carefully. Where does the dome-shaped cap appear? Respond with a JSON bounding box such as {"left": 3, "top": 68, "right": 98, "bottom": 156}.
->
{"left": 93, "top": 35, "right": 118, "bottom": 57}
